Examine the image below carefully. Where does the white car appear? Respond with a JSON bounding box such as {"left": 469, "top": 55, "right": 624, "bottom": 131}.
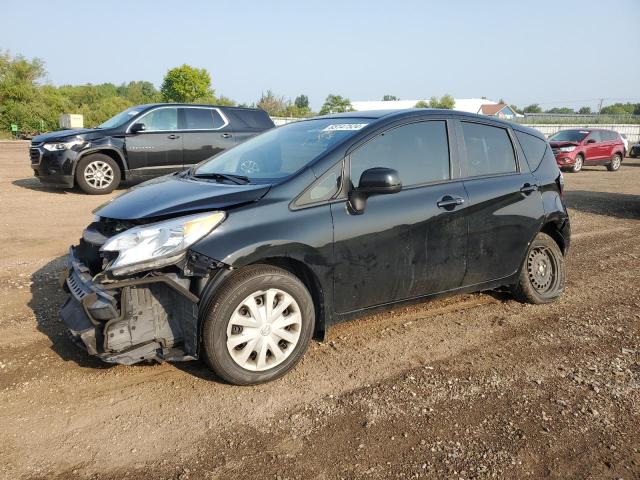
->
{"left": 620, "top": 133, "right": 629, "bottom": 155}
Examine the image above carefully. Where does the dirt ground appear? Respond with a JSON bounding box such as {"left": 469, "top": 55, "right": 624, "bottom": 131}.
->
{"left": 0, "top": 141, "right": 638, "bottom": 480}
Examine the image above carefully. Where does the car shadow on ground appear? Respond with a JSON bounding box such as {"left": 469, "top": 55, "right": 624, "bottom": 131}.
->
{"left": 564, "top": 190, "right": 640, "bottom": 220}
{"left": 12, "top": 177, "right": 144, "bottom": 194}
{"left": 28, "top": 255, "right": 111, "bottom": 369}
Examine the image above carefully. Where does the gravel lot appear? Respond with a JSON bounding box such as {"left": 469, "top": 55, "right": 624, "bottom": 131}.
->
{"left": 0, "top": 141, "right": 638, "bottom": 480}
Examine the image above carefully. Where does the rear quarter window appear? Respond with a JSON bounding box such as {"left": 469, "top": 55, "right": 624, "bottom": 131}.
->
{"left": 515, "top": 130, "right": 548, "bottom": 171}
{"left": 226, "top": 109, "right": 275, "bottom": 130}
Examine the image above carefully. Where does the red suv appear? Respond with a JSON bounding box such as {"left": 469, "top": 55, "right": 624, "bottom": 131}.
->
{"left": 549, "top": 129, "right": 625, "bottom": 173}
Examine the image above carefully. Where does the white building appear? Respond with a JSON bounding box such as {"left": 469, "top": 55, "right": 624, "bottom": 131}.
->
{"left": 351, "top": 98, "right": 521, "bottom": 119}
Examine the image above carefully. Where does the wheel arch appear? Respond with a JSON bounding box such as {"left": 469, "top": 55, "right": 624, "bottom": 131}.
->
{"left": 540, "top": 221, "right": 568, "bottom": 255}
{"left": 77, "top": 148, "right": 128, "bottom": 180}
{"left": 248, "top": 257, "right": 328, "bottom": 341}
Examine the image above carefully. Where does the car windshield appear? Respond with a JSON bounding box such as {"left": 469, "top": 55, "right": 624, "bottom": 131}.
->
{"left": 97, "top": 106, "right": 144, "bottom": 129}
{"left": 549, "top": 130, "right": 589, "bottom": 142}
{"left": 194, "top": 118, "right": 371, "bottom": 181}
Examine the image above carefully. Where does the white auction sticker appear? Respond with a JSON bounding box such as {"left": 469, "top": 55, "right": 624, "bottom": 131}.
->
{"left": 322, "top": 123, "right": 368, "bottom": 132}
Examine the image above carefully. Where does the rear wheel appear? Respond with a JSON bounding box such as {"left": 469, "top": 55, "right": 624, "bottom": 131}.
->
{"left": 570, "top": 154, "right": 583, "bottom": 173}
{"left": 75, "top": 154, "right": 121, "bottom": 194}
{"left": 201, "top": 265, "right": 315, "bottom": 385}
{"left": 607, "top": 153, "right": 622, "bottom": 171}
{"left": 512, "top": 232, "right": 565, "bottom": 304}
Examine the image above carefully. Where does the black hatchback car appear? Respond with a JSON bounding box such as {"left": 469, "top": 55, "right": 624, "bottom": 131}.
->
{"left": 60, "top": 109, "right": 570, "bottom": 385}
{"left": 30, "top": 104, "right": 274, "bottom": 194}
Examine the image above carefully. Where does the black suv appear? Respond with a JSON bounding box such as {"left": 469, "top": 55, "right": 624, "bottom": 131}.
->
{"left": 29, "top": 104, "right": 274, "bottom": 194}
{"left": 60, "top": 109, "right": 570, "bottom": 385}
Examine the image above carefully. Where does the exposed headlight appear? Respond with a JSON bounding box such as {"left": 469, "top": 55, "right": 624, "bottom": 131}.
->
{"left": 559, "top": 146, "right": 576, "bottom": 152}
{"left": 43, "top": 138, "right": 85, "bottom": 151}
{"left": 101, "top": 211, "right": 226, "bottom": 275}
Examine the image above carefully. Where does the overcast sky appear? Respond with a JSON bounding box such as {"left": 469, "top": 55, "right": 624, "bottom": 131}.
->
{"left": 2, "top": 0, "right": 639, "bottom": 111}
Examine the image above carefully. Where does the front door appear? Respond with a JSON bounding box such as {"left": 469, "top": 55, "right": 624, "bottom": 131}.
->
{"left": 125, "top": 106, "right": 183, "bottom": 176}
{"left": 180, "top": 107, "right": 236, "bottom": 167}
{"left": 457, "top": 120, "right": 544, "bottom": 286}
{"left": 331, "top": 119, "right": 468, "bottom": 314}
{"left": 583, "top": 131, "right": 604, "bottom": 163}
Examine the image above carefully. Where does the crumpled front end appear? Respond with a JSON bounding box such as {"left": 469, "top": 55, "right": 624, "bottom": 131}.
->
{"left": 59, "top": 218, "right": 224, "bottom": 365}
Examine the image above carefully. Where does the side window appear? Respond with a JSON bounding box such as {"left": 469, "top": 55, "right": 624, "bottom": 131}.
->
{"left": 515, "top": 130, "right": 548, "bottom": 171}
{"left": 588, "top": 131, "right": 602, "bottom": 143}
{"left": 294, "top": 162, "right": 343, "bottom": 207}
{"left": 461, "top": 122, "right": 517, "bottom": 177}
{"left": 350, "top": 121, "right": 450, "bottom": 188}
{"left": 138, "top": 108, "right": 178, "bottom": 132}
{"left": 183, "top": 108, "right": 215, "bottom": 130}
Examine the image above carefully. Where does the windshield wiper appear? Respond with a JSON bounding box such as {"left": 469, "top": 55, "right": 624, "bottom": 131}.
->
{"left": 192, "top": 171, "right": 250, "bottom": 185}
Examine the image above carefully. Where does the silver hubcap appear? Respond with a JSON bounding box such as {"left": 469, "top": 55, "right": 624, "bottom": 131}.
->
{"left": 84, "top": 161, "right": 114, "bottom": 189}
{"left": 226, "top": 288, "right": 301, "bottom": 371}
{"left": 612, "top": 156, "right": 620, "bottom": 169}
{"left": 574, "top": 157, "right": 583, "bottom": 171}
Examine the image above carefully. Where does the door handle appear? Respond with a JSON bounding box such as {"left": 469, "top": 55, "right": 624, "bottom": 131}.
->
{"left": 221, "top": 133, "right": 232, "bottom": 139}
{"left": 437, "top": 195, "right": 465, "bottom": 209}
{"left": 520, "top": 183, "right": 538, "bottom": 195}
{"left": 167, "top": 134, "right": 181, "bottom": 140}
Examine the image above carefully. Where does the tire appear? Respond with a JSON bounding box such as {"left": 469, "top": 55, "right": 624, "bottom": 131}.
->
{"left": 511, "top": 232, "right": 565, "bottom": 304}
{"left": 201, "top": 264, "right": 315, "bottom": 385}
{"left": 570, "top": 154, "right": 583, "bottom": 173}
{"left": 75, "top": 153, "right": 121, "bottom": 194}
{"left": 607, "top": 153, "right": 622, "bottom": 171}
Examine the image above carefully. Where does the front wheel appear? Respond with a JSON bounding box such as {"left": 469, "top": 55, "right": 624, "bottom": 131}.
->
{"left": 570, "top": 154, "right": 583, "bottom": 173}
{"left": 511, "top": 232, "right": 565, "bottom": 304}
{"left": 607, "top": 153, "right": 622, "bottom": 171}
{"left": 201, "top": 265, "right": 315, "bottom": 385}
{"left": 75, "top": 154, "right": 121, "bottom": 194}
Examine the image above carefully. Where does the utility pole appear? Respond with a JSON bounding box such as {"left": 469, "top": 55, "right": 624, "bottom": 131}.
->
{"left": 597, "top": 98, "right": 603, "bottom": 114}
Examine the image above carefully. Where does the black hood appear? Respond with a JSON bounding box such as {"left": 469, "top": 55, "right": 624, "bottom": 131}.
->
{"left": 96, "top": 174, "right": 271, "bottom": 220}
{"left": 32, "top": 128, "right": 118, "bottom": 143}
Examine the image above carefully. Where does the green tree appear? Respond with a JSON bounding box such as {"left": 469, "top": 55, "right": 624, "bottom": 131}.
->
{"left": 600, "top": 103, "right": 640, "bottom": 115}
{"left": 578, "top": 106, "right": 592, "bottom": 115}
{"left": 523, "top": 104, "right": 542, "bottom": 114}
{"left": 545, "top": 107, "right": 574, "bottom": 114}
{"left": 160, "top": 64, "right": 214, "bottom": 103}
{"left": 319, "top": 94, "right": 354, "bottom": 115}
{"left": 382, "top": 95, "right": 399, "bottom": 101}
{"left": 414, "top": 100, "right": 429, "bottom": 108}
{"left": 294, "top": 94, "right": 310, "bottom": 110}
{"left": 427, "top": 94, "right": 455, "bottom": 109}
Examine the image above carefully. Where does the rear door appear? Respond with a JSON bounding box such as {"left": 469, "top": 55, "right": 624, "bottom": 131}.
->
{"left": 457, "top": 120, "right": 544, "bottom": 286}
{"left": 180, "top": 107, "right": 236, "bottom": 167}
{"left": 331, "top": 118, "right": 469, "bottom": 314}
{"left": 125, "top": 106, "right": 183, "bottom": 175}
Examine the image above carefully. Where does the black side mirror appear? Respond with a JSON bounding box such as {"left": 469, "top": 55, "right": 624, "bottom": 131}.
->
{"left": 586, "top": 138, "right": 596, "bottom": 144}
{"left": 130, "top": 122, "right": 146, "bottom": 134}
{"left": 349, "top": 167, "right": 402, "bottom": 213}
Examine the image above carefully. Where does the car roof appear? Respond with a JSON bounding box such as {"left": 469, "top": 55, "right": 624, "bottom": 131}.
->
{"left": 133, "top": 103, "right": 263, "bottom": 111}
{"left": 317, "top": 109, "right": 546, "bottom": 140}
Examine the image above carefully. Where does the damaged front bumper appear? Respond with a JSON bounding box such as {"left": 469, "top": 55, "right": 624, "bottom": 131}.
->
{"left": 60, "top": 247, "right": 203, "bottom": 365}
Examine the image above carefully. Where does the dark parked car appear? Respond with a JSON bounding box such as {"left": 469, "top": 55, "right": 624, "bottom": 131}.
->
{"left": 629, "top": 143, "right": 640, "bottom": 158}
{"left": 60, "top": 109, "right": 570, "bottom": 385}
{"left": 29, "top": 104, "right": 274, "bottom": 194}
{"left": 549, "top": 128, "right": 625, "bottom": 173}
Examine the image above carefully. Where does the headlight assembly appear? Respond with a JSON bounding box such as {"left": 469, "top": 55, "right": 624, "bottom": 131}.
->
{"left": 101, "top": 211, "right": 226, "bottom": 275}
{"left": 559, "top": 146, "right": 576, "bottom": 152}
{"left": 43, "top": 138, "right": 86, "bottom": 151}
